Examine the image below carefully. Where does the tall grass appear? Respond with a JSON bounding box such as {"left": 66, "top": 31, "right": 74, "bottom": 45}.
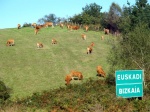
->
{"left": 0, "top": 26, "right": 111, "bottom": 100}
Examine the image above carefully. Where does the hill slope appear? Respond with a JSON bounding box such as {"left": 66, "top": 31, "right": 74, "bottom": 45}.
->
{"left": 0, "top": 26, "right": 111, "bottom": 100}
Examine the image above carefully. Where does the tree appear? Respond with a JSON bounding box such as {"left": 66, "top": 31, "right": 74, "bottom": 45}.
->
{"left": 108, "top": 24, "right": 150, "bottom": 83}
{"left": 107, "top": 2, "right": 122, "bottom": 32}
{"left": 38, "top": 14, "right": 57, "bottom": 24}
{"left": 69, "top": 3, "right": 102, "bottom": 26}
{"left": 22, "top": 22, "right": 32, "bottom": 27}
{"left": 82, "top": 3, "right": 102, "bottom": 18}
{"left": 118, "top": 0, "right": 150, "bottom": 36}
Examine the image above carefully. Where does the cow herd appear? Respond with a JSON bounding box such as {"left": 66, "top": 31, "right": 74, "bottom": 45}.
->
{"left": 6, "top": 22, "right": 108, "bottom": 85}
{"left": 65, "top": 65, "right": 106, "bottom": 85}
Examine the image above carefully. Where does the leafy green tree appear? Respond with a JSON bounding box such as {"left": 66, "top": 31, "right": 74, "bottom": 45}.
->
{"left": 107, "top": 2, "right": 122, "bottom": 32}
{"left": 69, "top": 14, "right": 83, "bottom": 24}
{"left": 22, "top": 22, "right": 32, "bottom": 27}
{"left": 100, "top": 12, "right": 109, "bottom": 29}
{"left": 69, "top": 3, "right": 102, "bottom": 26}
{"left": 130, "top": 0, "right": 150, "bottom": 27}
{"left": 108, "top": 23, "right": 150, "bottom": 83}
{"left": 120, "top": 0, "right": 150, "bottom": 33}
{"left": 82, "top": 3, "right": 102, "bottom": 18}
{"left": 38, "top": 14, "right": 57, "bottom": 24}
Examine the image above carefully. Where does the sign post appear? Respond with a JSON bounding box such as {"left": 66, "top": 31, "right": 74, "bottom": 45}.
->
{"left": 115, "top": 70, "right": 144, "bottom": 98}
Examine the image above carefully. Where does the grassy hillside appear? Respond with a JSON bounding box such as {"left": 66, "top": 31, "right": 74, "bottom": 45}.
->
{"left": 0, "top": 26, "right": 111, "bottom": 100}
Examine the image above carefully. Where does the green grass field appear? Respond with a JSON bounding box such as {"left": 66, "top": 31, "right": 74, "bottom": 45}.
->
{"left": 0, "top": 26, "right": 112, "bottom": 100}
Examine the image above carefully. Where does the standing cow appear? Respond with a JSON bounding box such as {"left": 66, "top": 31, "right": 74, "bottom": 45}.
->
{"left": 70, "top": 70, "right": 83, "bottom": 80}
{"left": 96, "top": 66, "right": 106, "bottom": 77}
{"left": 84, "top": 25, "right": 89, "bottom": 32}
{"left": 65, "top": 74, "right": 72, "bottom": 85}
{"left": 17, "top": 24, "right": 21, "bottom": 29}
{"left": 104, "top": 28, "right": 109, "bottom": 34}
{"left": 87, "top": 46, "right": 93, "bottom": 54}
{"left": 37, "top": 42, "right": 43, "bottom": 48}
{"left": 6, "top": 39, "right": 15, "bottom": 46}
{"left": 52, "top": 39, "right": 57, "bottom": 44}
{"left": 44, "top": 22, "right": 54, "bottom": 28}
{"left": 81, "top": 34, "right": 86, "bottom": 40}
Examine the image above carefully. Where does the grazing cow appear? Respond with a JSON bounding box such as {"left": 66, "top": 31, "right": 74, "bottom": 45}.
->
{"left": 84, "top": 25, "right": 89, "bottom": 32}
{"left": 104, "top": 28, "right": 109, "bottom": 34}
{"left": 69, "top": 25, "right": 80, "bottom": 31}
{"left": 81, "top": 34, "right": 86, "bottom": 40}
{"left": 101, "top": 36, "right": 104, "bottom": 40}
{"left": 96, "top": 66, "right": 106, "bottom": 77}
{"left": 65, "top": 70, "right": 83, "bottom": 85}
{"left": 90, "top": 42, "right": 94, "bottom": 47}
{"left": 87, "top": 46, "right": 93, "bottom": 54}
{"left": 65, "top": 74, "right": 72, "bottom": 85}
{"left": 52, "top": 39, "right": 57, "bottom": 44}
{"left": 17, "top": 24, "right": 21, "bottom": 29}
{"left": 66, "top": 24, "right": 71, "bottom": 30}
{"left": 59, "top": 23, "right": 64, "bottom": 29}
{"left": 34, "top": 25, "right": 45, "bottom": 35}
{"left": 37, "top": 42, "right": 43, "bottom": 48}
{"left": 35, "top": 29, "right": 39, "bottom": 35}
{"left": 70, "top": 70, "right": 83, "bottom": 80}
{"left": 32, "top": 23, "right": 37, "bottom": 28}
{"left": 44, "top": 22, "right": 54, "bottom": 28}
{"left": 6, "top": 39, "right": 15, "bottom": 46}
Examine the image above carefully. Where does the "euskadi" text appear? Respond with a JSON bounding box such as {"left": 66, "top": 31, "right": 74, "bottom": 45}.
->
{"left": 117, "top": 74, "right": 142, "bottom": 80}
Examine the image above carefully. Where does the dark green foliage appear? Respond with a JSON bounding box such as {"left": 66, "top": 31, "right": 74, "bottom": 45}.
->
{"left": 38, "top": 14, "right": 57, "bottom": 24}
{"left": 22, "top": 22, "right": 31, "bottom": 27}
{"left": 108, "top": 23, "right": 150, "bottom": 82}
{"left": 0, "top": 80, "right": 10, "bottom": 104}
{"left": 119, "top": 0, "right": 150, "bottom": 33}
{"left": 70, "top": 3, "right": 102, "bottom": 25}
{"left": 107, "top": 2, "right": 122, "bottom": 31}
{"left": 82, "top": 3, "right": 102, "bottom": 18}
{"left": 1, "top": 79, "right": 150, "bottom": 111}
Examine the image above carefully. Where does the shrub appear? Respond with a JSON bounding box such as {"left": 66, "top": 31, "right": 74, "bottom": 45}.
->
{"left": 0, "top": 80, "right": 10, "bottom": 104}
{"left": 22, "top": 22, "right": 32, "bottom": 27}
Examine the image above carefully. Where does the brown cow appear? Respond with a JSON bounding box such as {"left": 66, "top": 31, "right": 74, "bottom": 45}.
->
{"left": 52, "top": 39, "right": 57, "bottom": 44}
{"left": 70, "top": 25, "right": 80, "bottom": 30}
{"left": 37, "top": 42, "right": 43, "bottom": 48}
{"left": 84, "top": 25, "right": 89, "bottom": 32}
{"left": 81, "top": 34, "right": 86, "bottom": 40}
{"left": 70, "top": 70, "right": 83, "bottom": 80}
{"left": 96, "top": 66, "right": 106, "bottom": 77}
{"left": 66, "top": 24, "right": 71, "bottom": 30}
{"left": 104, "top": 28, "right": 109, "bottom": 34}
{"left": 65, "top": 74, "right": 72, "bottom": 85}
{"left": 59, "top": 23, "right": 64, "bottom": 29}
{"left": 32, "top": 23, "right": 37, "bottom": 28}
{"left": 101, "top": 36, "right": 104, "bottom": 40}
{"left": 90, "top": 42, "right": 94, "bottom": 47}
{"left": 6, "top": 39, "right": 15, "bottom": 46}
{"left": 34, "top": 25, "right": 45, "bottom": 35}
{"left": 87, "top": 46, "right": 93, "bottom": 54}
{"left": 44, "top": 22, "right": 54, "bottom": 28}
{"left": 17, "top": 24, "right": 21, "bottom": 29}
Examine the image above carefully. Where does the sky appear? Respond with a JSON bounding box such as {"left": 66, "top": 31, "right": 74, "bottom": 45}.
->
{"left": 0, "top": 0, "right": 149, "bottom": 29}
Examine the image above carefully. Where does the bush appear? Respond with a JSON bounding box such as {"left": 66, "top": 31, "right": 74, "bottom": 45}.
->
{"left": 107, "top": 23, "right": 150, "bottom": 82}
{"left": 22, "top": 22, "right": 32, "bottom": 27}
{"left": 0, "top": 80, "right": 10, "bottom": 102}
